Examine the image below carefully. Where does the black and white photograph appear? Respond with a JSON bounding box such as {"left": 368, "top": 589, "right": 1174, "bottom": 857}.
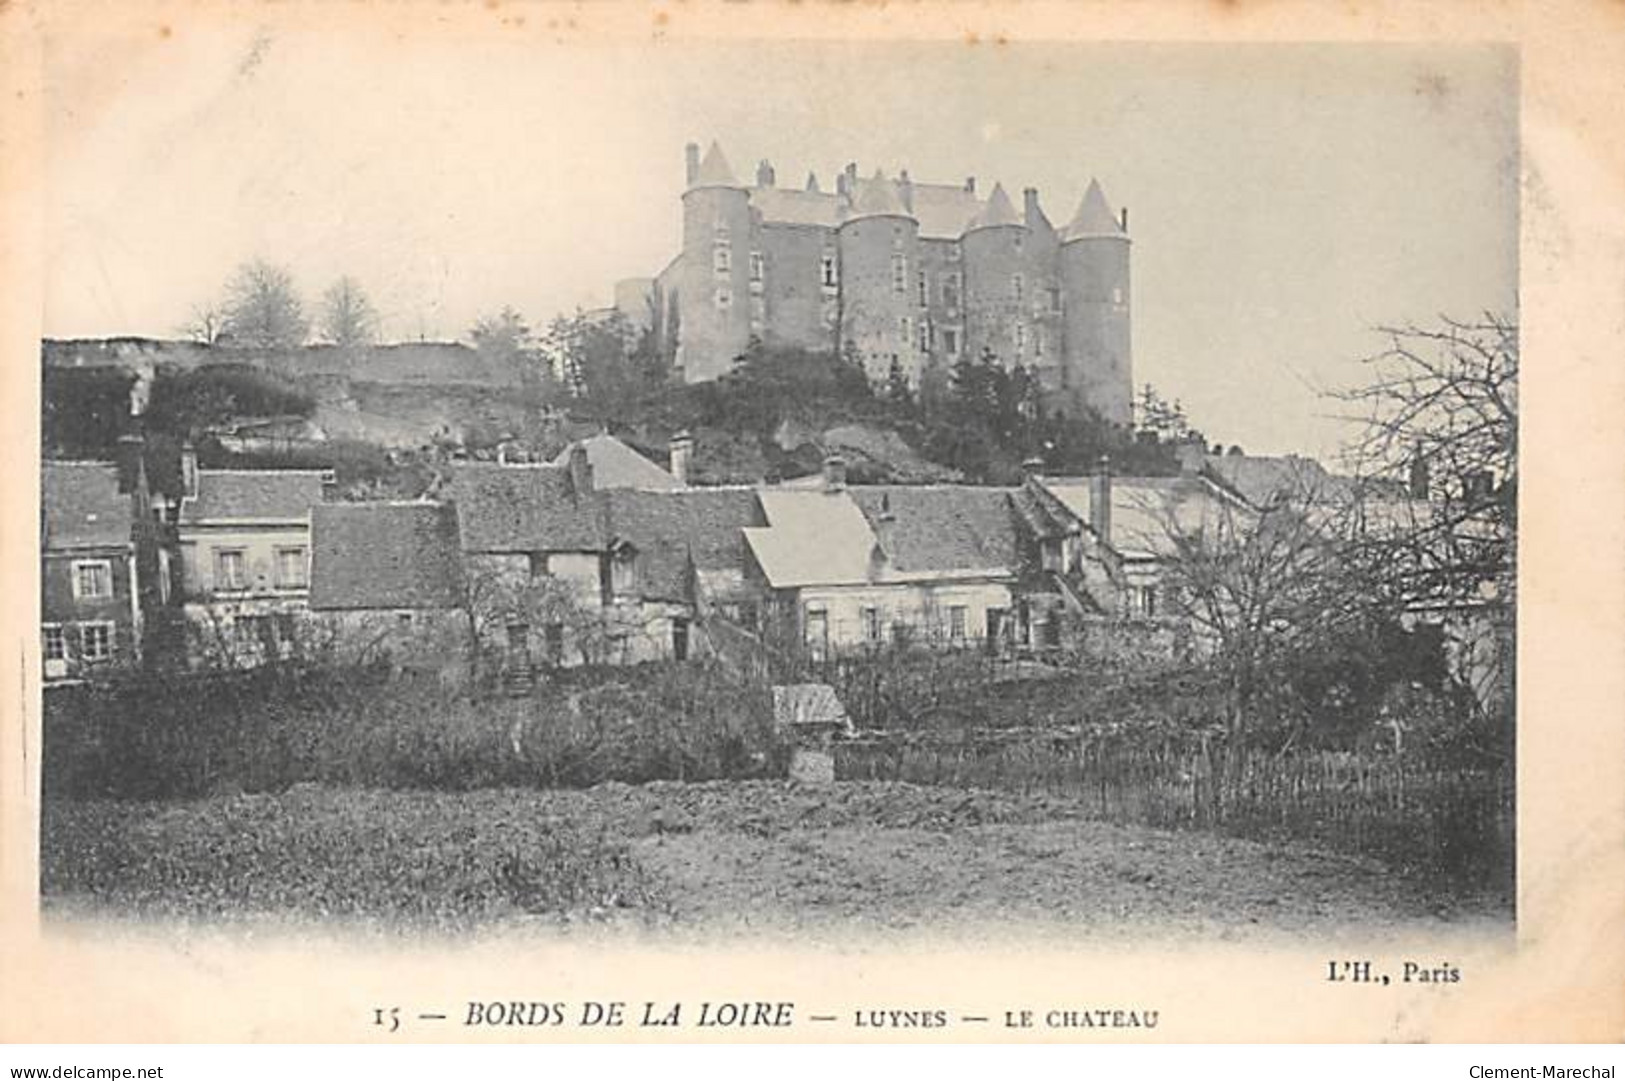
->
{"left": 4, "top": 0, "right": 1620, "bottom": 1051}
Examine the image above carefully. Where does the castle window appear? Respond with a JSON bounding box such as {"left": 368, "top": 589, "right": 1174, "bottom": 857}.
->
{"left": 942, "top": 273, "right": 961, "bottom": 310}
{"left": 891, "top": 254, "right": 907, "bottom": 293}
{"left": 1012, "top": 274, "right": 1025, "bottom": 303}
{"left": 1048, "top": 285, "right": 1062, "bottom": 313}
{"left": 948, "top": 244, "right": 961, "bottom": 262}
{"left": 715, "top": 285, "right": 732, "bottom": 310}
{"left": 1014, "top": 321, "right": 1027, "bottom": 356}
{"left": 900, "top": 316, "right": 912, "bottom": 344}
{"left": 714, "top": 220, "right": 730, "bottom": 240}
{"left": 713, "top": 246, "right": 731, "bottom": 274}
{"left": 821, "top": 254, "right": 838, "bottom": 288}
{"left": 917, "top": 320, "right": 930, "bottom": 351}
{"left": 1112, "top": 286, "right": 1124, "bottom": 306}
{"left": 749, "top": 251, "right": 764, "bottom": 282}
{"left": 917, "top": 270, "right": 928, "bottom": 306}
{"left": 942, "top": 327, "right": 960, "bottom": 356}
{"left": 1034, "top": 328, "right": 1044, "bottom": 358}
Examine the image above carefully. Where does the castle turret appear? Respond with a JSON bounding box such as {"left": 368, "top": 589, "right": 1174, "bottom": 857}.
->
{"left": 837, "top": 170, "right": 923, "bottom": 384}
{"left": 678, "top": 140, "right": 754, "bottom": 382}
{"left": 961, "top": 182, "right": 1028, "bottom": 371}
{"left": 1057, "top": 179, "right": 1132, "bottom": 425}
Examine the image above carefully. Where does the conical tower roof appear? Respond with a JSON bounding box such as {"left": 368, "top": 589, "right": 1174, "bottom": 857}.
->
{"left": 966, "top": 182, "right": 1022, "bottom": 232}
{"left": 691, "top": 140, "right": 742, "bottom": 189}
{"left": 1061, "top": 179, "right": 1127, "bottom": 241}
{"left": 843, "top": 169, "right": 913, "bottom": 222}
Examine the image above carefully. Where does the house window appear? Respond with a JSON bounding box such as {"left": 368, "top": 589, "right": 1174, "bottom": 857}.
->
{"left": 671, "top": 617, "right": 691, "bottom": 662}
{"left": 1012, "top": 273, "right": 1024, "bottom": 303}
{"left": 72, "top": 560, "right": 113, "bottom": 601}
{"left": 942, "top": 327, "right": 960, "bottom": 356}
{"left": 805, "top": 606, "right": 828, "bottom": 660}
{"left": 214, "top": 548, "right": 247, "bottom": 591}
{"left": 42, "top": 625, "right": 67, "bottom": 662}
{"left": 1139, "top": 586, "right": 1158, "bottom": 618}
{"left": 715, "top": 285, "right": 732, "bottom": 310}
{"left": 78, "top": 622, "right": 113, "bottom": 662}
{"left": 891, "top": 253, "right": 907, "bottom": 293}
{"left": 821, "top": 254, "right": 839, "bottom": 288}
{"left": 275, "top": 546, "right": 307, "bottom": 589}
{"left": 861, "top": 606, "right": 883, "bottom": 643}
{"left": 749, "top": 251, "right": 764, "bottom": 282}
{"left": 917, "top": 270, "right": 928, "bottom": 306}
{"left": 714, "top": 246, "right": 731, "bottom": 274}
{"left": 529, "top": 552, "right": 550, "bottom": 578}
{"left": 947, "top": 605, "right": 967, "bottom": 642}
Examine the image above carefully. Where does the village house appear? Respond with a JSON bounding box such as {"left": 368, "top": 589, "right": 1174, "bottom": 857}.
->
{"left": 307, "top": 501, "right": 466, "bottom": 676}
{"left": 40, "top": 445, "right": 168, "bottom": 683}
{"left": 174, "top": 445, "right": 329, "bottom": 666}
{"left": 743, "top": 457, "right": 1021, "bottom": 657}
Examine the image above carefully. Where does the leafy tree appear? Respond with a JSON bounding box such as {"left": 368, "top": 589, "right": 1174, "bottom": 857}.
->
{"left": 318, "top": 276, "right": 378, "bottom": 349}
{"left": 218, "top": 260, "right": 309, "bottom": 349}
{"left": 540, "top": 310, "right": 666, "bottom": 419}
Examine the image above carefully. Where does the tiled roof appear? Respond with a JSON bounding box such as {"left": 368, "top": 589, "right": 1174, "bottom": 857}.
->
{"left": 966, "top": 182, "right": 1021, "bottom": 231}
{"left": 1037, "top": 476, "right": 1232, "bottom": 559}
{"left": 42, "top": 461, "right": 132, "bottom": 549}
{"left": 844, "top": 171, "right": 910, "bottom": 221}
{"left": 1202, "top": 454, "right": 1351, "bottom": 509}
{"left": 752, "top": 188, "right": 840, "bottom": 228}
{"left": 448, "top": 462, "right": 604, "bottom": 552}
{"left": 848, "top": 486, "right": 1020, "bottom": 574}
{"left": 309, "top": 502, "right": 463, "bottom": 611}
{"left": 550, "top": 433, "right": 681, "bottom": 492}
{"left": 1060, "top": 178, "right": 1127, "bottom": 242}
{"left": 744, "top": 489, "right": 878, "bottom": 588}
{"left": 603, "top": 488, "right": 766, "bottom": 602}
{"left": 910, "top": 183, "right": 985, "bottom": 240}
{"left": 180, "top": 470, "right": 325, "bottom": 524}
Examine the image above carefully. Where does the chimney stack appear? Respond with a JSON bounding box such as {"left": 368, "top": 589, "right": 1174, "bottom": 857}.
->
{"left": 1174, "top": 438, "right": 1206, "bottom": 475}
{"left": 1020, "top": 456, "right": 1046, "bottom": 482}
{"left": 180, "top": 443, "right": 198, "bottom": 501}
{"left": 964, "top": 176, "right": 977, "bottom": 194}
{"left": 898, "top": 169, "right": 913, "bottom": 211}
{"left": 1120, "top": 206, "right": 1129, "bottom": 232}
{"left": 567, "top": 442, "right": 594, "bottom": 497}
{"left": 115, "top": 433, "right": 145, "bottom": 497}
{"left": 1023, "top": 187, "right": 1041, "bottom": 226}
{"left": 669, "top": 430, "right": 694, "bottom": 487}
{"left": 685, "top": 142, "right": 700, "bottom": 186}
{"left": 756, "top": 159, "right": 776, "bottom": 188}
{"left": 822, "top": 454, "right": 847, "bottom": 493}
{"left": 1089, "top": 455, "right": 1113, "bottom": 542}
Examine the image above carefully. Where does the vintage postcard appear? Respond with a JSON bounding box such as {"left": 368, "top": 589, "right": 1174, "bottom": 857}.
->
{"left": 1, "top": 0, "right": 1621, "bottom": 1045}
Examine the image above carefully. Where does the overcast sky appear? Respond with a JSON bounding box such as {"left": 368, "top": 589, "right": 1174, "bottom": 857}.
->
{"left": 43, "top": 32, "right": 1516, "bottom": 459}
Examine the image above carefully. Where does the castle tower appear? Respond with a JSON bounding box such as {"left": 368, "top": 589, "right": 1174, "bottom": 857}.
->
{"left": 836, "top": 170, "right": 923, "bottom": 384}
{"left": 1057, "top": 179, "right": 1132, "bottom": 425}
{"left": 960, "top": 182, "right": 1028, "bottom": 371}
{"left": 677, "top": 140, "right": 754, "bottom": 383}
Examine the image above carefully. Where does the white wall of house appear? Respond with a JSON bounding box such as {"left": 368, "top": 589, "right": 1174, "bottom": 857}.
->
{"left": 793, "top": 579, "right": 1013, "bottom": 649}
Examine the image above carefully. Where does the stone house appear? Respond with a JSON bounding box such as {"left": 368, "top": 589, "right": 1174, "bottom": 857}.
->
{"left": 40, "top": 446, "right": 168, "bottom": 683}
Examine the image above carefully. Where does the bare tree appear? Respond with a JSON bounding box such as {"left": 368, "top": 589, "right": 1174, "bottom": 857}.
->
{"left": 318, "top": 276, "right": 378, "bottom": 349}
{"left": 179, "top": 303, "right": 226, "bottom": 346}
{"left": 1337, "top": 314, "right": 1517, "bottom": 608}
{"left": 219, "top": 259, "right": 309, "bottom": 349}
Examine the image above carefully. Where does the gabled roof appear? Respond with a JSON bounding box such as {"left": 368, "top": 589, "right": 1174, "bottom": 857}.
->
{"left": 848, "top": 486, "right": 1020, "bottom": 574}
{"left": 843, "top": 171, "right": 912, "bottom": 222}
{"left": 966, "top": 182, "right": 1021, "bottom": 231}
{"left": 309, "top": 502, "right": 464, "bottom": 611}
{"left": 743, "top": 489, "right": 878, "bottom": 588}
{"left": 448, "top": 462, "right": 605, "bottom": 552}
{"left": 1202, "top": 454, "right": 1352, "bottom": 510}
{"left": 549, "top": 433, "right": 681, "bottom": 492}
{"left": 1061, "top": 179, "right": 1127, "bottom": 242}
{"left": 603, "top": 488, "right": 766, "bottom": 602}
{"left": 42, "top": 461, "right": 132, "bottom": 550}
{"left": 179, "top": 469, "right": 325, "bottom": 525}
{"left": 909, "top": 183, "right": 985, "bottom": 240}
{"left": 692, "top": 140, "right": 741, "bottom": 188}
{"left": 1035, "top": 475, "right": 1234, "bottom": 559}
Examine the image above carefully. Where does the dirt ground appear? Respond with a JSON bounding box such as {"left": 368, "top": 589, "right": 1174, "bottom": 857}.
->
{"left": 40, "top": 780, "right": 1511, "bottom": 942}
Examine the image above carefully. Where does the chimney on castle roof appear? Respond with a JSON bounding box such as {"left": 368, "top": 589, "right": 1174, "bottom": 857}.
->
{"left": 898, "top": 169, "right": 913, "bottom": 211}
{"left": 964, "top": 176, "right": 977, "bottom": 194}
{"left": 822, "top": 454, "right": 847, "bottom": 493}
{"left": 756, "top": 159, "right": 776, "bottom": 188}
{"left": 806, "top": 171, "right": 821, "bottom": 193}
{"left": 685, "top": 142, "right": 700, "bottom": 186}
{"left": 1023, "top": 187, "right": 1042, "bottom": 227}
{"left": 669, "top": 429, "right": 694, "bottom": 487}
{"left": 1120, "top": 207, "right": 1130, "bottom": 232}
